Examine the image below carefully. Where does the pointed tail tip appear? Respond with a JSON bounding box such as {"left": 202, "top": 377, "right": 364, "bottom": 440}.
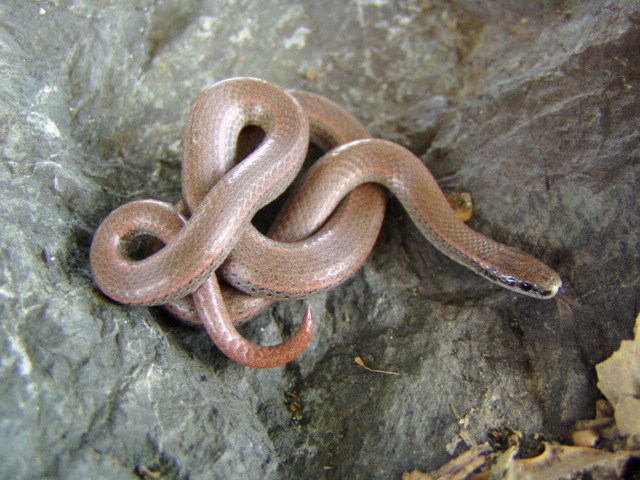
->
{"left": 248, "top": 303, "right": 316, "bottom": 369}
{"left": 302, "top": 303, "right": 316, "bottom": 334}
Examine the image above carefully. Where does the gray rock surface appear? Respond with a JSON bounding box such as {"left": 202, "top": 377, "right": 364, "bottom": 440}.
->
{"left": 1, "top": 0, "right": 638, "bottom": 479}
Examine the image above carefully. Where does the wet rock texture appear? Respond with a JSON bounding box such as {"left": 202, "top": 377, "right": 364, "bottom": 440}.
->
{"left": 1, "top": 1, "right": 638, "bottom": 479}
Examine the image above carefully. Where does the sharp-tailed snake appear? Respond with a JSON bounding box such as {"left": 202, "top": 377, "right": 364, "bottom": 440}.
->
{"left": 90, "top": 78, "right": 562, "bottom": 369}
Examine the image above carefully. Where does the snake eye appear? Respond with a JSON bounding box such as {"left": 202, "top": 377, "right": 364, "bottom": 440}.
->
{"left": 520, "top": 282, "right": 533, "bottom": 292}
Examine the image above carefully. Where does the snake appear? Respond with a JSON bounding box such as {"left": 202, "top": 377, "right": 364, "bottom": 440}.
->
{"left": 90, "top": 78, "right": 562, "bottom": 368}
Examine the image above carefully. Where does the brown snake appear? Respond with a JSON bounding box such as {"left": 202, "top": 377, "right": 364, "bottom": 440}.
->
{"left": 90, "top": 78, "right": 562, "bottom": 368}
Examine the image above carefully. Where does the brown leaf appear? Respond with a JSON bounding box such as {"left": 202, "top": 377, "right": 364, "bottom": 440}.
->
{"left": 445, "top": 193, "right": 473, "bottom": 223}
{"left": 492, "top": 443, "right": 640, "bottom": 480}
{"left": 596, "top": 313, "right": 640, "bottom": 436}
{"left": 354, "top": 356, "right": 401, "bottom": 375}
{"left": 402, "top": 444, "right": 492, "bottom": 480}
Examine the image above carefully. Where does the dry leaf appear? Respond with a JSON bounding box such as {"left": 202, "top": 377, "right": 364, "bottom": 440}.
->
{"left": 596, "top": 313, "right": 640, "bottom": 436}
{"left": 403, "top": 470, "right": 431, "bottom": 480}
{"left": 419, "top": 0, "right": 434, "bottom": 12}
{"left": 304, "top": 68, "right": 317, "bottom": 81}
{"left": 402, "top": 444, "right": 492, "bottom": 480}
{"left": 445, "top": 193, "right": 473, "bottom": 222}
{"left": 571, "top": 428, "right": 599, "bottom": 448}
{"left": 137, "top": 466, "right": 163, "bottom": 480}
{"left": 354, "top": 356, "right": 401, "bottom": 375}
{"left": 492, "top": 443, "right": 640, "bottom": 480}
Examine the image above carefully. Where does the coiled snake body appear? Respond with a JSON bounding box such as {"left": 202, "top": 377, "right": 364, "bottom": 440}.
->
{"left": 90, "top": 78, "right": 562, "bottom": 368}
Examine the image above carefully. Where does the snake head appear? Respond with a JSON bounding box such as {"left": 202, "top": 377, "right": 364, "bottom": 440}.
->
{"left": 474, "top": 245, "right": 562, "bottom": 299}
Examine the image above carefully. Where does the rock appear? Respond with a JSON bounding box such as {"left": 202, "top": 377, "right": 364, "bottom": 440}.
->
{"left": 0, "top": 0, "right": 638, "bottom": 479}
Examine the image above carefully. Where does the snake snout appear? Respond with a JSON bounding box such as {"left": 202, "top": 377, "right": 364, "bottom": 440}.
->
{"left": 512, "top": 257, "right": 562, "bottom": 299}
{"left": 534, "top": 267, "right": 563, "bottom": 299}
